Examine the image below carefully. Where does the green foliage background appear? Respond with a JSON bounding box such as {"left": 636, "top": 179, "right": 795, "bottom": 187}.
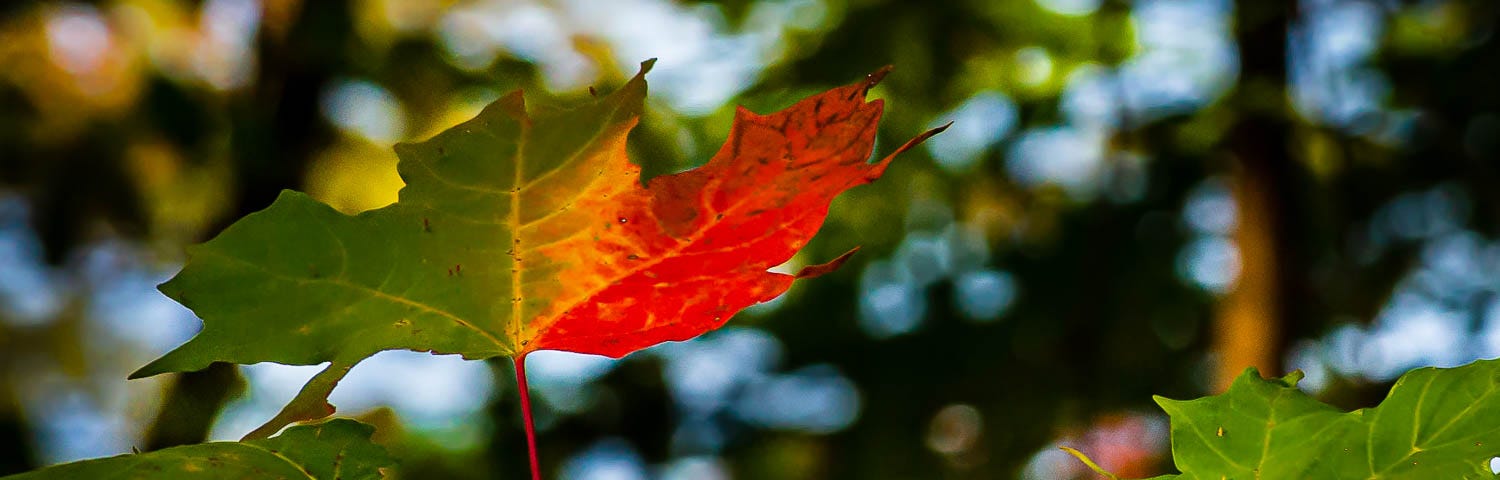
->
{"left": 1, "top": 0, "right": 1499, "bottom": 479}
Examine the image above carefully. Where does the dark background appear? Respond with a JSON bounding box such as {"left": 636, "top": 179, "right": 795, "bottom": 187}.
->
{"left": 1, "top": 0, "right": 1498, "bottom": 478}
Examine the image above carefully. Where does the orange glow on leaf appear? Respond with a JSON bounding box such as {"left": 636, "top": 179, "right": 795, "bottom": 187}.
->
{"left": 518, "top": 65, "right": 944, "bottom": 357}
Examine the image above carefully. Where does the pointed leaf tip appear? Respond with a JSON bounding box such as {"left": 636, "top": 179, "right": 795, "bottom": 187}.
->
{"left": 866, "top": 122, "right": 951, "bottom": 180}
{"left": 639, "top": 58, "right": 657, "bottom": 73}
{"left": 795, "top": 247, "right": 860, "bottom": 279}
{"left": 1239, "top": 366, "right": 1263, "bottom": 380}
{"left": 899, "top": 123, "right": 950, "bottom": 152}
{"left": 126, "top": 366, "right": 152, "bottom": 380}
{"left": 1280, "top": 369, "right": 1305, "bottom": 387}
{"left": 865, "top": 65, "right": 893, "bottom": 89}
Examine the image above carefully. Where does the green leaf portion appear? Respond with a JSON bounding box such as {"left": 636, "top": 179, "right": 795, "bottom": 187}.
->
{"left": 1, "top": 419, "right": 394, "bottom": 480}
{"left": 130, "top": 61, "right": 652, "bottom": 438}
{"left": 1101, "top": 359, "right": 1500, "bottom": 479}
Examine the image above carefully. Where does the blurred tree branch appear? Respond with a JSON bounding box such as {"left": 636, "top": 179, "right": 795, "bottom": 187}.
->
{"left": 0, "top": 361, "right": 38, "bottom": 476}
{"left": 142, "top": 363, "right": 244, "bottom": 450}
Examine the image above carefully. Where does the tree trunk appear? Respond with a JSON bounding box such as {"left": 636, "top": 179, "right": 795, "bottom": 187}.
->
{"left": 1215, "top": 0, "right": 1303, "bottom": 390}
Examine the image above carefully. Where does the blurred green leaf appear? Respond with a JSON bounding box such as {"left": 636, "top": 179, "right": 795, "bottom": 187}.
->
{"left": 1, "top": 419, "right": 393, "bottom": 480}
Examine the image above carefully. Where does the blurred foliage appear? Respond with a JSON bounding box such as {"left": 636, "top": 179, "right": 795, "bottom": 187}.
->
{"left": 1, "top": 0, "right": 1499, "bottom": 479}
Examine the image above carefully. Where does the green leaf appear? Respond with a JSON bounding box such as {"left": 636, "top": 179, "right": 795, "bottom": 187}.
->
{"left": 1074, "top": 359, "right": 1500, "bottom": 479}
{"left": 1, "top": 419, "right": 394, "bottom": 480}
{"left": 131, "top": 61, "right": 653, "bottom": 438}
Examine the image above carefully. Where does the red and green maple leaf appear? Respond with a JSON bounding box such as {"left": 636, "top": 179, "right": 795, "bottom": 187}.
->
{"left": 132, "top": 60, "right": 943, "bottom": 467}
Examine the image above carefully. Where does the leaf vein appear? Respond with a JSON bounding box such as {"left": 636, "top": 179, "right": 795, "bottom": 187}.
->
{"left": 236, "top": 443, "right": 318, "bottom": 480}
{"left": 411, "top": 156, "right": 511, "bottom": 196}
{"left": 1418, "top": 379, "right": 1496, "bottom": 444}
{"left": 196, "top": 249, "right": 506, "bottom": 348}
{"left": 1177, "top": 406, "right": 1252, "bottom": 473}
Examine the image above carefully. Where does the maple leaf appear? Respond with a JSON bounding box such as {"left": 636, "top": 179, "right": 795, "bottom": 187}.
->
{"left": 131, "top": 60, "right": 943, "bottom": 443}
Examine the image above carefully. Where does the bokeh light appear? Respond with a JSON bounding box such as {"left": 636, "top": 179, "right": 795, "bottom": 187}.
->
{"left": 3, "top": 0, "right": 1500, "bottom": 478}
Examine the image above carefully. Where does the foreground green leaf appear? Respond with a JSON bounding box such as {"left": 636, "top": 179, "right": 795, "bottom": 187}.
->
{"left": 1071, "top": 359, "right": 1500, "bottom": 479}
{"left": 1, "top": 419, "right": 393, "bottom": 480}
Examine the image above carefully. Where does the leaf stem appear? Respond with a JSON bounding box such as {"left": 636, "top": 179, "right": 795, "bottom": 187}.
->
{"left": 515, "top": 354, "right": 542, "bottom": 480}
{"left": 1059, "top": 446, "right": 1120, "bottom": 480}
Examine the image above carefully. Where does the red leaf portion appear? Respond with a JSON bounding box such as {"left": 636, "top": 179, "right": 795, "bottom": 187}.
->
{"left": 522, "top": 68, "right": 944, "bottom": 357}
